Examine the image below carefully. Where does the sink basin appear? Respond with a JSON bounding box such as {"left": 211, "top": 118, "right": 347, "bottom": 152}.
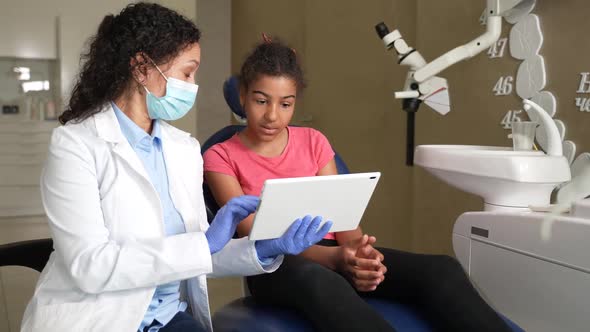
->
{"left": 414, "top": 145, "right": 571, "bottom": 210}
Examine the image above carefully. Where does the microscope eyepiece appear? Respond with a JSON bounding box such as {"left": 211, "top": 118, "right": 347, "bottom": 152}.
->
{"left": 375, "top": 22, "right": 390, "bottom": 39}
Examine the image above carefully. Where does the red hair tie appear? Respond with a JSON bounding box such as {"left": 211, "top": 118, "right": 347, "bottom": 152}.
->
{"left": 261, "top": 33, "right": 297, "bottom": 55}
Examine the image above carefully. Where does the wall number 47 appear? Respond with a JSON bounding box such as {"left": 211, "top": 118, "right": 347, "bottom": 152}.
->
{"left": 501, "top": 110, "right": 523, "bottom": 129}
{"left": 487, "top": 38, "right": 508, "bottom": 58}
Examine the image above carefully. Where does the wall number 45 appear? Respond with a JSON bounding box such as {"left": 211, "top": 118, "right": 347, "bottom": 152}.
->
{"left": 501, "top": 110, "right": 523, "bottom": 129}
{"left": 493, "top": 76, "right": 514, "bottom": 96}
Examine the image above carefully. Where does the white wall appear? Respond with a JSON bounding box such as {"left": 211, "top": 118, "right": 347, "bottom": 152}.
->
{"left": 0, "top": 1, "right": 58, "bottom": 59}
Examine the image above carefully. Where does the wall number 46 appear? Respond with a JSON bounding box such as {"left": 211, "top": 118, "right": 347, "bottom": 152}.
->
{"left": 493, "top": 76, "right": 513, "bottom": 96}
{"left": 500, "top": 110, "right": 523, "bottom": 129}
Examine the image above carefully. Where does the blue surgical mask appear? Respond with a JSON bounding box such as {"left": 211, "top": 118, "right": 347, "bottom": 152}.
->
{"left": 144, "top": 63, "right": 199, "bottom": 121}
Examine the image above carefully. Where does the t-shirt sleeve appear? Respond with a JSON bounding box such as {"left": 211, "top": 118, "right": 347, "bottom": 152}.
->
{"left": 310, "top": 129, "right": 335, "bottom": 170}
{"left": 203, "top": 144, "right": 237, "bottom": 178}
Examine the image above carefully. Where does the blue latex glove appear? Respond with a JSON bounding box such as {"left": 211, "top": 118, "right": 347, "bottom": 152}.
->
{"left": 255, "top": 215, "right": 333, "bottom": 259}
{"left": 206, "top": 195, "right": 259, "bottom": 254}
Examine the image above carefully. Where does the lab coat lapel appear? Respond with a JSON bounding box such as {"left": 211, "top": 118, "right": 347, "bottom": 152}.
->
{"left": 112, "top": 144, "right": 151, "bottom": 185}
{"left": 160, "top": 123, "right": 200, "bottom": 233}
{"left": 94, "top": 104, "right": 152, "bottom": 186}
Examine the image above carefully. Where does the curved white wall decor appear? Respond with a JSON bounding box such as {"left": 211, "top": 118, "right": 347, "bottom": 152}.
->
{"left": 562, "top": 141, "right": 577, "bottom": 164}
{"left": 531, "top": 91, "right": 556, "bottom": 117}
{"left": 516, "top": 54, "right": 546, "bottom": 99}
{"left": 509, "top": 14, "right": 543, "bottom": 60}
{"left": 504, "top": 0, "right": 536, "bottom": 24}
{"left": 571, "top": 152, "right": 590, "bottom": 178}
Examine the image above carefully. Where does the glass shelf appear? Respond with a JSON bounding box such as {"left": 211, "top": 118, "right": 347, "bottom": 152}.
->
{"left": 0, "top": 57, "right": 61, "bottom": 122}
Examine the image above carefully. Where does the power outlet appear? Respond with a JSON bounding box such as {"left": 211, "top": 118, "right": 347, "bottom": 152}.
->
{"left": 2, "top": 105, "right": 19, "bottom": 114}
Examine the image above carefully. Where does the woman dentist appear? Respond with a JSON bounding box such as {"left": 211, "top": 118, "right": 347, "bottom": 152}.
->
{"left": 21, "top": 3, "right": 331, "bottom": 332}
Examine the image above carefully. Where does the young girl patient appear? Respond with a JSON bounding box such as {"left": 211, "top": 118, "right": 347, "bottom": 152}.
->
{"left": 203, "top": 37, "right": 513, "bottom": 332}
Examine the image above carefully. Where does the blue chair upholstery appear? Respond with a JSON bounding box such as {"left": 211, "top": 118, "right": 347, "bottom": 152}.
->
{"left": 223, "top": 76, "right": 246, "bottom": 119}
{"left": 204, "top": 76, "right": 525, "bottom": 332}
{"left": 212, "top": 296, "right": 524, "bottom": 332}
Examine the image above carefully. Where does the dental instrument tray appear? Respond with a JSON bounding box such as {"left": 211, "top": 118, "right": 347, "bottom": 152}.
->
{"left": 249, "top": 172, "right": 381, "bottom": 241}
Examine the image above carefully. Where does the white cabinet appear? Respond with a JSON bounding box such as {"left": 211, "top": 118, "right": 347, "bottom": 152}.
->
{"left": 0, "top": 120, "right": 56, "bottom": 218}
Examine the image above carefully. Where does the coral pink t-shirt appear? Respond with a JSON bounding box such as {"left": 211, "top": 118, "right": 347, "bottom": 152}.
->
{"left": 203, "top": 126, "right": 336, "bottom": 240}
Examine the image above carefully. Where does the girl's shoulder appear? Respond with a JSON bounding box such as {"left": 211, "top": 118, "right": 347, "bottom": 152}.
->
{"left": 288, "top": 126, "right": 330, "bottom": 145}
{"left": 289, "top": 125, "right": 324, "bottom": 138}
{"left": 203, "top": 133, "right": 243, "bottom": 157}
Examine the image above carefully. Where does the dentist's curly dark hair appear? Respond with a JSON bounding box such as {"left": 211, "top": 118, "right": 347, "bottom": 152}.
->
{"left": 59, "top": 2, "right": 201, "bottom": 124}
{"left": 239, "top": 36, "right": 306, "bottom": 93}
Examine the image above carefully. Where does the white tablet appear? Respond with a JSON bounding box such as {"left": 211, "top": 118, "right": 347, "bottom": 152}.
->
{"left": 248, "top": 172, "right": 381, "bottom": 241}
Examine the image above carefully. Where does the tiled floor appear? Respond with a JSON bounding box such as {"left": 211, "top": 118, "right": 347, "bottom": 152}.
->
{"left": 1, "top": 267, "right": 38, "bottom": 332}
{"left": 0, "top": 273, "right": 9, "bottom": 332}
{"left": 0, "top": 217, "right": 50, "bottom": 332}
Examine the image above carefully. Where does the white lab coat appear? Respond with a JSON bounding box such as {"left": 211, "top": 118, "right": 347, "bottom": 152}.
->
{"left": 21, "top": 104, "right": 282, "bottom": 332}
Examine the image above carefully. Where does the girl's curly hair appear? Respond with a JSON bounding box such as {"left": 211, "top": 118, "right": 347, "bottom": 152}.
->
{"left": 59, "top": 2, "right": 200, "bottom": 124}
{"left": 239, "top": 37, "right": 306, "bottom": 93}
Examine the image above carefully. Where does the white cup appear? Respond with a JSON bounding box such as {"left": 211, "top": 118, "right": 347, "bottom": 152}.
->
{"left": 511, "top": 121, "right": 538, "bottom": 151}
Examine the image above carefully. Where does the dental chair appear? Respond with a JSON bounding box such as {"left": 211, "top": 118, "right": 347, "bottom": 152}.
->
{"left": 203, "top": 76, "right": 525, "bottom": 332}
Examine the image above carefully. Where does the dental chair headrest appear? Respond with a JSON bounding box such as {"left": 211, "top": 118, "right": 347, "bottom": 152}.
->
{"left": 223, "top": 76, "right": 246, "bottom": 119}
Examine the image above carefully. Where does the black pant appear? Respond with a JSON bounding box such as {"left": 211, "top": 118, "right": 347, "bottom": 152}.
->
{"left": 247, "top": 243, "right": 512, "bottom": 332}
{"left": 144, "top": 311, "right": 204, "bottom": 332}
